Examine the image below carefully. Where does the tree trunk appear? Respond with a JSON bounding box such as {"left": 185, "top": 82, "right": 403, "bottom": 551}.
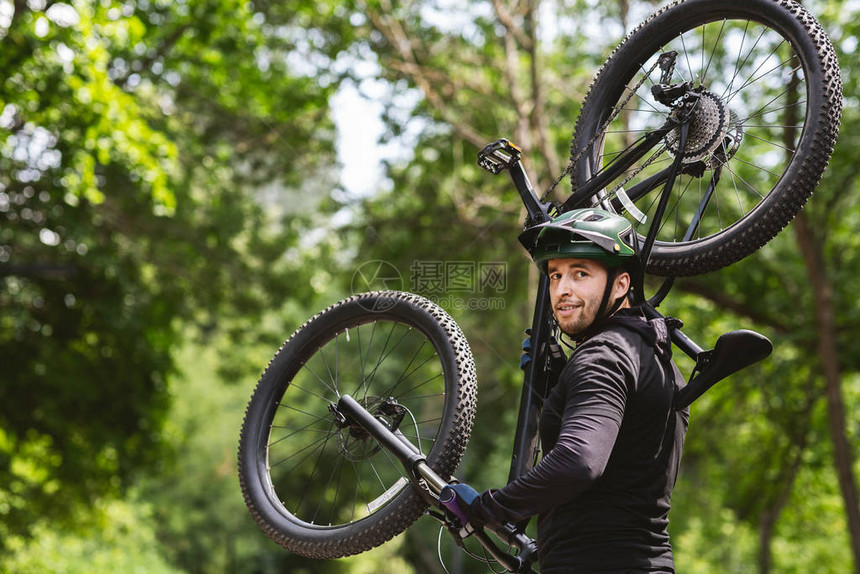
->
{"left": 757, "top": 409, "right": 812, "bottom": 574}
{"left": 794, "top": 213, "right": 860, "bottom": 572}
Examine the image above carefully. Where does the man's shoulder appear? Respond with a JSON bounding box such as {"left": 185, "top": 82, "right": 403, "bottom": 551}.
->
{"left": 566, "top": 325, "right": 640, "bottom": 374}
{"left": 595, "top": 307, "right": 669, "bottom": 350}
{"left": 569, "top": 308, "right": 672, "bottom": 371}
{"left": 583, "top": 309, "right": 654, "bottom": 346}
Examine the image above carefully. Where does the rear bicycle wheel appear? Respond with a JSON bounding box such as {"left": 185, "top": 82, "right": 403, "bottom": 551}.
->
{"left": 571, "top": 0, "right": 842, "bottom": 276}
{"left": 238, "top": 291, "right": 476, "bottom": 559}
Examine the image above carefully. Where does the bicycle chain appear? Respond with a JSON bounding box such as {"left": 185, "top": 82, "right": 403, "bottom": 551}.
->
{"left": 541, "top": 59, "right": 662, "bottom": 205}
{"left": 596, "top": 95, "right": 704, "bottom": 208}
{"left": 604, "top": 143, "right": 667, "bottom": 203}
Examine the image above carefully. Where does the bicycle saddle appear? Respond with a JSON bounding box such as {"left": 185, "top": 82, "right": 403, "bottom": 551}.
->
{"left": 674, "top": 329, "right": 772, "bottom": 411}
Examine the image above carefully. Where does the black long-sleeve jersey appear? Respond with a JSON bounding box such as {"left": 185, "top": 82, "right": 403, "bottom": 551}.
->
{"left": 475, "top": 308, "right": 688, "bottom": 573}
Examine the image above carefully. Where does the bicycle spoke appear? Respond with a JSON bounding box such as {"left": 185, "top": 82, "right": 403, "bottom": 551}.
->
{"left": 701, "top": 19, "right": 727, "bottom": 85}
{"left": 365, "top": 447, "right": 389, "bottom": 492}
{"left": 399, "top": 431, "right": 437, "bottom": 442}
{"left": 725, "top": 41, "right": 789, "bottom": 105}
{"left": 399, "top": 392, "right": 445, "bottom": 401}
{"left": 270, "top": 432, "right": 332, "bottom": 471}
{"left": 680, "top": 31, "right": 695, "bottom": 84}
{"left": 298, "top": 362, "right": 339, "bottom": 397}
{"left": 378, "top": 444, "right": 408, "bottom": 481}
{"left": 349, "top": 457, "right": 370, "bottom": 522}
{"left": 743, "top": 131, "right": 796, "bottom": 154}
{"left": 741, "top": 124, "right": 804, "bottom": 129}
{"left": 317, "top": 344, "right": 338, "bottom": 399}
{"left": 334, "top": 330, "right": 340, "bottom": 395}
{"left": 725, "top": 161, "right": 766, "bottom": 199}
{"left": 730, "top": 155, "right": 781, "bottom": 179}
{"left": 415, "top": 417, "right": 444, "bottom": 425}
{"left": 270, "top": 422, "right": 335, "bottom": 447}
{"left": 606, "top": 128, "right": 657, "bottom": 134}
{"left": 696, "top": 177, "right": 703, "bottom": 240}
{"left": 397, "top": 372, "right": 445, "bottom": 399}
{"left": 290, "top": 381, "right": 334, "bottom": 403}
{"left": 328, "top": 452, "right": 347, "bottom": 525}
{"left": 673, "top": 177, "right": 697, "bottom": 240}
{"left": 277, "top": 402, "right": 332, "bottom": 424}
{"left": 721, "top": 29, "right": 768, "bottom": 102}
{"left": 383, "top": 352, "right": 437, "bottom": 399}
{"left": 599, "top": 135, "right": 649, "bottom": 163}
{"left": 738, "top": 100, "right": 806, "bottom": 123}
{"left": 360, "top": 320, "right": 380, "bottom": 397}
{"left": 295, "top": 425, "right": 338, "bottom": 516}
{"left": 360, "top": 322, "right": 410, "bottom": 394}
{"left": 654, "top": 175, "right": 695, "bottom": 240}
{"left": 740, "top": 84, "right": 804, "bottom": 127}
{"left": 713, "top": 169, "right": 724, "bottom": 230}
{"left": 724, "top": 20, "right": 751, "bottom": 99}
{"left": 311, "top": 452, "right": 345, "bottom": 524}
{"left": 631, "top": 87, "right": 664, "bottom": 115}
{"left": 743, "top": 57, "right": 800, "bottom": 95}
{"left": 356, "top": 321, "right": 366, "bottom": 395}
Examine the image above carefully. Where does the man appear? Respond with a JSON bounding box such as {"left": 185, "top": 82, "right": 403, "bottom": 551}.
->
{"left": 452, "top": 208, "right": 688, "bottom": 573}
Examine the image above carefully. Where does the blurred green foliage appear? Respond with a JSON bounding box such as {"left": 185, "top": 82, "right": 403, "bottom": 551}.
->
{"left": 1, "top": 0, "right": 859, "bottom": 572}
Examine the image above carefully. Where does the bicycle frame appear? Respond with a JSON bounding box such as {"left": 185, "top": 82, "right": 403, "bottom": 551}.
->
{"left": 498, "top": 113, "right": 768, "bottom": 483}
{"left": 327, "top": 124, "right": 700, "bottom": 572}
{"left": 495, "top": 120, "right": 697, "bottom": 484}
{"left": 239, "top": 1, "right": 842, "bottom": 564}
{"left": 330, "top": 106, "right": 772, "bottom": 572}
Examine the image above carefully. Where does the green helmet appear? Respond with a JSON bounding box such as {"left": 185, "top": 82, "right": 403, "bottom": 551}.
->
{"left": 519, "top": 208, "right": 636, "bottom": 270}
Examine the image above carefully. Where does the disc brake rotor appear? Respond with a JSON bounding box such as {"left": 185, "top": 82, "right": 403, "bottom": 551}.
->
{"left": 337, "top": 396, "right": 400, "bottom": 463}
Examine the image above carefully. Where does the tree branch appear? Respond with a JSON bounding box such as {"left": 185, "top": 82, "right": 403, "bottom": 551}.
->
{"left": 386, "top": 60, "right": 494, "bottom": 99}
{"left": 365, "top": 3, "right": 489, "bottom": 148}
{"left": 674, "top": 277, "right": 791, "bottom": 334}
{"left": 490, "top": 0, "right": 533, "bottom": 50}
{"left": 0, "top": 264, "right": 78, "bottom": 279}
{"left": 525, "top": 0, "right": 560, "bottom": 189}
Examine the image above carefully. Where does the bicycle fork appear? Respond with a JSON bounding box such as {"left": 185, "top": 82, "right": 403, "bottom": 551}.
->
{"left": 333, "top": 394, "right": 539, "bottom": 574}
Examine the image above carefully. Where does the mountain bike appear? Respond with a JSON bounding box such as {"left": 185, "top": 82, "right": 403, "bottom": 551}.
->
{"left": 237, "top": 0, "right": 842, "bottom": 571}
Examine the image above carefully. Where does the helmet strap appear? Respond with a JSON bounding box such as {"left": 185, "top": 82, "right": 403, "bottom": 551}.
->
{"left": 631, "top": 232, "right": 646, "bottom": 306}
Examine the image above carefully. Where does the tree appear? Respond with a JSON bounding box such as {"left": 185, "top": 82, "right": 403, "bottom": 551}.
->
{"left": 0, "top": 0, "right": 338, "bottom": 548}
{"left": 3, "top": 0, "right": 858, "bottom": 571}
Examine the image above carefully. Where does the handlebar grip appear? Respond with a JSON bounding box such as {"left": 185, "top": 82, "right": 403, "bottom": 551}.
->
{"left": 439, "top": 486, "right": 471, "bottom": 527}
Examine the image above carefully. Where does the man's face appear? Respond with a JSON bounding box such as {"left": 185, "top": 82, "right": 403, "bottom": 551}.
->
{"left": 547, "top": 258, "right": 614, "bottom": 336}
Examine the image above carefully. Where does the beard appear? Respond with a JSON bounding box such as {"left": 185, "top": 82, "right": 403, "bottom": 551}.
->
{"left": 554, "top": 295, "right": 602, "bottom": 337}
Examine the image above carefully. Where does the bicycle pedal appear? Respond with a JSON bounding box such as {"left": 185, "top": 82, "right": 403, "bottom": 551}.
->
{"left": 477, "top": 138, "right": 522, "bottom": 175}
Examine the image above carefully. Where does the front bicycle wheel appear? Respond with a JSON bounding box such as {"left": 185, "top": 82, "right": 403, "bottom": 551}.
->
{"left": 571, "top": 0, "right": 842, "bottom": 276}
{"left": 238, "top": 291, "right": 476, "bottom": 559}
